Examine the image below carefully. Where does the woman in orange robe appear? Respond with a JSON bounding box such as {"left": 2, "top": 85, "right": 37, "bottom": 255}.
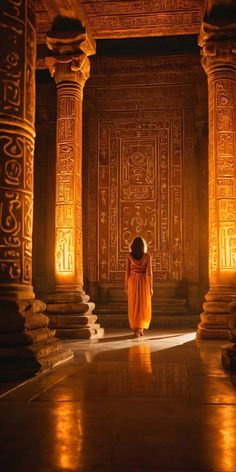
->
{"left": 125, "top": 236, "right": 153, "bottom": 337}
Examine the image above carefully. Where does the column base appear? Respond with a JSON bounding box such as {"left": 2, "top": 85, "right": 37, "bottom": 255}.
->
{"left": 196, "top": 298, "right": 231, "bottom": 340}
{"left": 0, "top": 300, "right": 73, "bottom": 380}
{"left": 196, "top": 313, "right": 231, "bottom": 340}
{"left": 45, "top": 291, "right": 105, "bottom": 339}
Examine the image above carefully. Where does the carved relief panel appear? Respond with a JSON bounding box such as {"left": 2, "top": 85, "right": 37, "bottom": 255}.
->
{"left": 80, "top": 0, "right": 203, "bottom": 38}
{"left": 97, "top": 115, "right": 183, "bottom": 282}
{"left": 83, "top": 55, "right": 207, "bottom": 291}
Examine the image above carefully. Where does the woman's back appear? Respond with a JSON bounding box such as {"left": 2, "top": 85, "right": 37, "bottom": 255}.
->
{"left": 128, "top": 253, "right": 150, "bottom": 273}
{"left": 125, "top": 245, "right": 153, "bottom": 335}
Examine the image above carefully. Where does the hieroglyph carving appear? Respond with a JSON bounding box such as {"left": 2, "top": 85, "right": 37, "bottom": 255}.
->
{"left": 0, "top": 0, "right": 36, "bottom": 289}
{"left": 214, "top": 79, "right": 236, "bottom": 274}
{"left": 201, "top": 45, "right": 236, "bottom": 280}
{"left": 98, "top": 116, "right": 183, "bottom": 282}
{"left": 56, "top": 94, "right": 77, "bottom": 275}
{"left": 84, "top": 54, "right": 202, "bottom": 285}
{"left": 49, "top": 56, "right": 90, "bottom": 284}
{"left": 81, "top": 0, "right": 203, "bottom": 38}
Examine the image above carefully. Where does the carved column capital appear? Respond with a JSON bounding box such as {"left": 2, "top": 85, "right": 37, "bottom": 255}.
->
{"left": 45, "top": 28, "right": 95, "bottom": 87}
{"left": 199, "top": 0, "right": 236, "bottom": 76}
{"left": 200, "top": 40, "right": 236, "bottom": 76}
{"left": 45, "top": 53, "right": 91, "bottom": 88}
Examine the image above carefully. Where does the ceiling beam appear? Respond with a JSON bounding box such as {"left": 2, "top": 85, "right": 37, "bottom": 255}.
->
{"left": 42, "top": 0, "right": 94, "bottom": 43}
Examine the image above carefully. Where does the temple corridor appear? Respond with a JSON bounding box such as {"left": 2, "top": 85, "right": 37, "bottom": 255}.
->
{"left": 1, "top": 1, "right": 236, "bottom": 469}
{"left": 0, "top": 328, "right": 236, "bottom": 472}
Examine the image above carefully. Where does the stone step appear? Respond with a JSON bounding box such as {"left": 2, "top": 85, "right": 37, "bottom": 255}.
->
{"left": 0, "top": 311, "right": 49, "bottom": 333}
{"left": 197, "top": 323, "right": 230, "bottom": 340}
{"left": 55, "top": 325, "right": 104, "bottom": 339}
{"left": 95, "top": 298, "right": 187, "bottom": 307}
{"left": 46, "top": 301, "right": 95, "bottom": 314}
{"left": 34, "top": 347, "right": 74, "bottom": 371}
{"left": 0, "top": 348, "right": 73, "bottom": 381}
{"left": 96, "top": 314, "right": 199, "bottom": 329}
{"left": 95, "top": 303, "right": 189, "bottom": 315}
{"left": 45, "top": 292, "right": 90, "bottom": 303}
{"left": 19, "top": 337, "right": 64, "bottom": 360}
{"left": 0, "top": 327, "right": 55, "bottom": 346}
{"left": 49, "top": 314, "right": 98, "bottom": 328}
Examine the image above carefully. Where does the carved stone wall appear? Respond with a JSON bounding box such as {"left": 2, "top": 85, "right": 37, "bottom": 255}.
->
{"left": 35, "top": 0, "right": 204, "bottom": 46}
{"left": 83, "top": 53, "right": 208, "bottom": 313}
{"left": 80, "top": 0, "right": 203, "bottom": 38}
{"left": 97, "top": 115, "right": 184, "bottom": 282}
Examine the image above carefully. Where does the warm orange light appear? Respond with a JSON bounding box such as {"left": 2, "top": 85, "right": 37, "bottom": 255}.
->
{"left": 128, "top": 343, "right": 152, "bottom": 374}
{"left": 127, "top": 343, "right": 153, "bottom": 396}
{"left": 217, "top": 406, "right": 236, "bottom": 471}
{"left": 219, "top": 224, "right": 236, "bottom": 271}
{"left": 56, "top": 228, "right": 75, "bottom": 274}
{"left": 54, "top": 402, "right": 83, "bottom": 469}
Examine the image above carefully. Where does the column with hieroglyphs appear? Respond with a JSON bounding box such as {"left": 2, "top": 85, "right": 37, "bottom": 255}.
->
{"left": 45, "top": 26, "right": 104, "bottom": 339}
{"left": 197, "top": 2, "right": 236, "bottom": 339}
{"left": 0, "top": 0, "right": 73, "bottom": 378}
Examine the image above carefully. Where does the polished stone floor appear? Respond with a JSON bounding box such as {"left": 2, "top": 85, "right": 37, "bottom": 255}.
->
{"left": 0, "top": 328, "right": 236, "bottom": 472}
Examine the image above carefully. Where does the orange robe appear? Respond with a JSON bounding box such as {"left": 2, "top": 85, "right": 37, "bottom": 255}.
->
{"left": 125, "top": 253, "right": 153, "bottom": 330}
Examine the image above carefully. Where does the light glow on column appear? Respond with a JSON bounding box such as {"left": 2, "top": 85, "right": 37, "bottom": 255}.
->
{"left": 56, "top": 228, "right": 75, "bottom": 275}
{"left": 220, "top": 222, "right": 236, "bottom": 271}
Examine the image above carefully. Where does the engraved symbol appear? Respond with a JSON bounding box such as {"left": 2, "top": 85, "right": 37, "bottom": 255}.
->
{"left": 101, "top": 260, "right": 107, "bottom": 270}
{"left": 3, "top": 78, "right": 20, "bottom": 111}
{"left": 101, "top": 190, "right": 107, "bottom": 207}
{"left": 5, "top": 160, "right": 21, "bottom": 185}
{"left": 100, "top": 212, "right": 106, "bottom": 223}
{"left": 0, "top": 192, "right": 21, "bottom": 234}
{"left": 2, "top": 135, "right": 23, "bottom": 158}
{"left": 6, "top": 52, "right": 20, "bottom": 69}
{"left": 101, "top": 238, "right": 107, "bottom": 254}
{"left": 1, "top": 262, "right": 21, "bottom": 280}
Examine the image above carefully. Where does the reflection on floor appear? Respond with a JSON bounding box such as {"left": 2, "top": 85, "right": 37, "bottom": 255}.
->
{"left": 0, "top": 328, "right": 236, "bottom": 472}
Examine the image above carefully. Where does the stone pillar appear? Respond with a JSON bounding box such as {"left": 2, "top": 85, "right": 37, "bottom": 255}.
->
{"left": 0, "top": 0, "right": 73, "bottom": 379}
{"left": 197, "top": 4, "right": 236, "bottom": 339}
{"left": 45, "top": 28, "right": 104, "bottom": 339}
